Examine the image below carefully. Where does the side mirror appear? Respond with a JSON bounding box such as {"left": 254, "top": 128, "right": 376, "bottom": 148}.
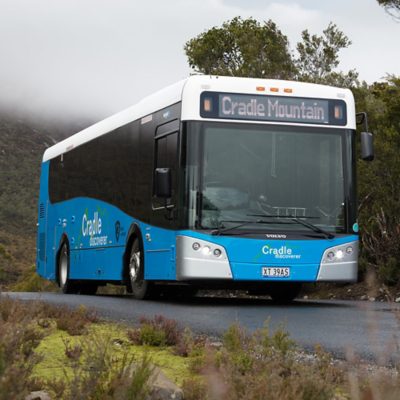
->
{"left": 361, "top": 131, "right": 374, "bottom": 161}
{"left": 154, "top": 168, "right": 172, "bottom": 198}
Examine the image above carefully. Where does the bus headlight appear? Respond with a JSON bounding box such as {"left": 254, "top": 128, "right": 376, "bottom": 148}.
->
{"left": 186, "top": 238, "right": 227, "bottom": 259}
{"left": 192, "top": 242, "right": 201, "bottom": 251}
{"left": 202, "top": 246, "right": 211, "bottom": 256}
{"left": 321, "top": 242, "right": 358, "bottom": 264}
{"left": 327, "top": 251, "right": 335, "bottom": 261}
{"left": 176, "top": 236, "right": 232, "bottom": 280}
{"left": 213, "top": 249, "right": 222, "bottom": 257}
{"left": 346, "top": 246, "right": 353, "bottom": 255}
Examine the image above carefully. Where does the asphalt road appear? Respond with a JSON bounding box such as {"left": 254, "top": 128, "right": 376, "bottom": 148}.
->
{"left": 5, "top": 292, "right": 400, "bottom": 363}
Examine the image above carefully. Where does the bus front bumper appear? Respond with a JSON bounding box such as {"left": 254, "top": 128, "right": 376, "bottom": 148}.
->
{"left": 175, "top": 235, "right": 358, "bottom": 282}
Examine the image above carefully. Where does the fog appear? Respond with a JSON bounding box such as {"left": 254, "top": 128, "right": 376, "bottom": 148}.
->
{"left": 0, "top": 0, "right": 399, "bottom": 123}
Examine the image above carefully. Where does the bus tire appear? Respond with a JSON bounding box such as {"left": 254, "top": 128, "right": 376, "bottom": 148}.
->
{"left": 58, "top": 242, "right": 78, "bottom": 294}
{"left": 128, "top": 238, "right": 152, "bottom": 300}
{"left": 268, "top": 283, "right": 302, "bottom": 304}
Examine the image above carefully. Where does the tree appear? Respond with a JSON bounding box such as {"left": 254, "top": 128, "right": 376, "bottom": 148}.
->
{"left": 185, "top": 18, "right": 357, "bottom": 88}
{"left": 184, "top": 17, "right": 296, "bottom": 79}
{"left": 295, "top": 23, "right": 358, "bottom": 87}
{"left": 377, "top": 0, "right": 400, "bottom": 19}
{"left": 354, "top": 76, "right": 400, "bottom": 284}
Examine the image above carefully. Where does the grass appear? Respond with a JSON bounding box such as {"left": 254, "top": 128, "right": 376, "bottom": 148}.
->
{"left": 2, "top": 295, "right": 400, "bottom": 399}
{"left": 0, "top": 297, "right": 194, "bottom": 399}
{"left": 32, "top": 323, "right": 192, "bottom": 387}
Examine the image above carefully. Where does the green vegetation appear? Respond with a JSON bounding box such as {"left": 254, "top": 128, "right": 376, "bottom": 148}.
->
{"left": 185, "top": 18, "right": 357, "bottom": 87}
{"left": 2, "top": 296, "right": 400, "bottom": 399}
{"left": 354, "top": 77, "right": 400, "bottom": 284}
{"left": 0, "top": 114, "right": 86, "bottom": 290}
{"left": 184, "top": 17, "right": 295, "bottom": 79}
{"left": 0, "top": 297, "right": 191, "bottom": 399}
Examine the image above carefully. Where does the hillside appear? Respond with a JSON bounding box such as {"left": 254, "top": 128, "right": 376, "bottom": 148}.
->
{"left": 0, "top": 113, "right": 90, "bottom": 288}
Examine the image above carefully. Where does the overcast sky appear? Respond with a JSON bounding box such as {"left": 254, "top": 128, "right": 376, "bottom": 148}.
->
{"left": 0, "top": 0, "right": 399, "bottom": 121}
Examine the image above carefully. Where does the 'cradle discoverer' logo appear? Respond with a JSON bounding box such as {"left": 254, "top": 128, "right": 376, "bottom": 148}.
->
{"left": 262, "top": 244, "right": 301, "bottom": 260}
{"left": 82, "top": 211, "right": 108, "bottom": 247}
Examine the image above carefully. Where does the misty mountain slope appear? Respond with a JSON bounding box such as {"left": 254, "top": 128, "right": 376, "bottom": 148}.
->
{"left": 0, "top": 109, "right": 112, "bottom": 289}
{"left": 0, "top": 115, "right": 57, "bottom": 286}
{"left": 0, "top": 112, "right": 100, "bottom": 288}
{"left": 0, "top": 116, "right": 55, "bottom": 234}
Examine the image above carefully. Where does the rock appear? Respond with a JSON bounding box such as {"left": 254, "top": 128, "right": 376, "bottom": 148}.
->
{"left": 150, "top": 367, "right": 184, "bottom": 400}
{"left": 209, "top": 341, "right": 223, "bottom": 349}
{"left": 347, "top": 288, "right": 352, "bottom": 293}
{"left": 360, "top": 295, "right": 368, "bottom": 300}
{"left": 395, "top": 297, "right": 400, "bottom": 303}
{"left": 303, "top": 295, "right": 309, "bottom": 300}
{"left": 368, "top": 297, "right": 376, "bottom": 302}
{"left": 25, "top": 391, "right": 51, "bottom": 400}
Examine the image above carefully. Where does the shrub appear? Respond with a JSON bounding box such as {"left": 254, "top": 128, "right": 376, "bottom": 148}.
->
{"left": 47, "top": 334, "right": 155, "bottom": 400}
{"left": 190, "top": 322, "right": 347, "bottom": 400}
{"left": 0, "top": 313, "right": 44, "bottom": 399}
{"left": 127, "top": 315, "right": 181, "bottom": 347}
{"left": 378, "top": 257, "right": 400, "bottom": 286}
{"left": 173, "top": 327, "right": 206, "bottom": 358}
{"left": 137, "top": 323, "right": 168, "bottom": 346}
{"left": 258, "top": 322, "right": 296, "bottom": 357}
{"left": 182, "top": 377, "right": 208, "bottom": 400}
{"left": 55, "top": 305, "right": 98, "bottom": 336}
{"left": 12, "top": 265, "right": 58, "bottom": 292}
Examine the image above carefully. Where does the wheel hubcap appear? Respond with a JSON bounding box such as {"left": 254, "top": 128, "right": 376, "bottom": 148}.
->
{"left": 129, "top": 250, "right": 141, "bottom": 283}
{"left": 60, "top": 249, "right": 68, "bottom": 286}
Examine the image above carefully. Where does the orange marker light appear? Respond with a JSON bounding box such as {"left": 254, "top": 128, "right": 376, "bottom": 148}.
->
{"left": 270, "top": 87, "right": 279, "bottom": 93}
{"left": 204, "top": 98, "right": 212, "bottom": 112}
{"left": 256, "top": 86, "right": 265, "bottom": 92}
{"left": 334, "top": 105, "right": 343, "bottom": 119}
{"left": 284, "top": 88, "right": 293, "bottom": 93}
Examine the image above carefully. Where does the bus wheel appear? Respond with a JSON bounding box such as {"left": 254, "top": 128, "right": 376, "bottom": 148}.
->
{"left": 128, "top": 238, "right": 151, "bottom": 299}
{"left": 268, "top": 283, "right": 302, "bottom": 304}
{"left": 58, "top": 243, "right": 78, "bottom": 294}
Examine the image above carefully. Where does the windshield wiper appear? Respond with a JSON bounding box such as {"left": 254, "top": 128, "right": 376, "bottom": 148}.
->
{"left": 211, "top": 219, "right": 290, "bottom": 236}
{"left": 247, "top": 214, "right": 335, "bottom": 239}
{"left": 290, "top": 217, "right": 335, "bottom": 239}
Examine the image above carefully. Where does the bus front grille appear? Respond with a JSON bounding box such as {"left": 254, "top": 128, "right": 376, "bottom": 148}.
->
{"left": 39, "top": 203, "right": 45, "bottom": 219}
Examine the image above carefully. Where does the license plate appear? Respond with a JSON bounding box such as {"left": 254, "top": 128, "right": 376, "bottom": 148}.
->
{"left": 262, "top": 267, "right": 290, "bottom": 278}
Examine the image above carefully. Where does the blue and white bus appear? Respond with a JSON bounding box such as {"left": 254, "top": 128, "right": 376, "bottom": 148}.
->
{"left": 36, "top": 75, "right": 373, "bottom": 302}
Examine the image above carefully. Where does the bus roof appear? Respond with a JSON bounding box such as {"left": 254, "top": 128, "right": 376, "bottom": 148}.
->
{"left": 43, "top": 75, "right": 355, "bottom": 162}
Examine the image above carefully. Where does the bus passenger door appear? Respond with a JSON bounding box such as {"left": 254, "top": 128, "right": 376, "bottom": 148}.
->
{"left": 146, "top": 121, "right": 179, "bottom": 280}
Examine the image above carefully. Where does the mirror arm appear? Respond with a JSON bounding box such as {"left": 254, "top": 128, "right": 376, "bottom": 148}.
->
{"left": 356, "top": 112, "right": 369, "bottom": 132}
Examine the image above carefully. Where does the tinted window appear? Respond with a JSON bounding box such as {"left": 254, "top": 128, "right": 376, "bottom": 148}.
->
{"left": 49, "top": 123, "right": 138, "bottom": 215}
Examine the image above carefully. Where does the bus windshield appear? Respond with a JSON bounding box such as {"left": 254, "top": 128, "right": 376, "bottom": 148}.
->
{"left": 187, "top": 122, "right": 353, "bottom": 234}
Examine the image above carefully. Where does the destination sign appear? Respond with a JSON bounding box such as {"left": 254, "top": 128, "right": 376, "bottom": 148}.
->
{"left": 200, "top": 92, "right": 347, "bottom": 126}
